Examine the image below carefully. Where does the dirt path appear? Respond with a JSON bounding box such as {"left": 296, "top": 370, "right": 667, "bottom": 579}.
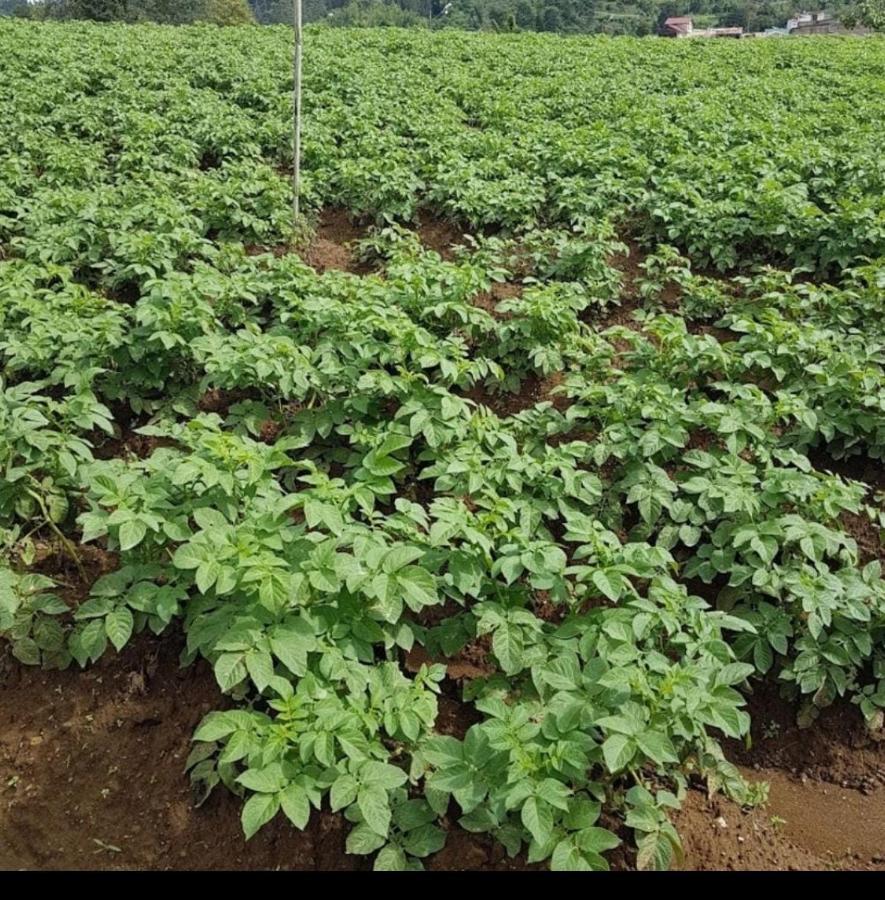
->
{"left": 1, "top": 636, "right": 882, "bottom": 871}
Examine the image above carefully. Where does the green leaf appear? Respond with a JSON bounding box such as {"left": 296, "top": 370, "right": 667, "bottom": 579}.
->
{"left": 635, "top": 731, "right": 678, "bottom": 765}
{"left": 280, "top": 783, "right": 311, "bottom": 830}
{"left": 79, "top": 512, "right": 108, "bottom": 543}
{"left": 715, "top": 662, "right": 755, "bottom": 687}
{"left": 195, "top": 559, "right": 221, "bottom": 594}
{"left": 428, "top": 764, "right": 473, "bottom": 793}
{"left": 358, "top": 785, "right": 391, "bottom": 837}
{"left": 625, "top": 805, "right": 661, "bottom": 833}
{"left": 602, "top": 734, "right": 636, "bottom": 773}
{"left": 12, "top": 637, "right": 40, "bottom": 666}
{"left": 245, "top": 649, "right": 274, "bottom": 692}
{"left": 119, "top": 519, "right": 147, "bottom": 552}
{"left": 346, "top": 823, "right": 387, "bottom": 856}
{"left": 492, "top": 622, "right": 524, "bottom": 675}
{"left": 373, "top": 843, "right": 408, "bottom": 871}
{"left": 241, "top": 792, "right": 280, "bottom": 840}
{"left": 592, "top": 569, "right": 621, "bottom": 602}
{"left": 193, "top": 712, "right": 238, "bottom": 743}
{"left": 105, "top": 606, "right": 134, "bottom": 652}
{"left": 330, "top": 774, "right": 359, "bottom": 812}
{"left": 535, "top": 778, "right": 572, "bottom": 811}
{"left": 397, "top": 565, "right": 437, "bottom": 610}
{"left": 551, "top": 840, "right": 591, "bottom": 871}
{"left": 172, "top": 543, "right": 204, "bottom": 570}
{"left": 521, "top": 797, "right": 553, "bottom": 847}
{"left": 402, "top": 824, "right": 446, "bottom": 858}
{"left": 361, "top": 761, "right": 408, "bottom": 790}
{"left": 214, "top": 653, "right": 246, "bottom": 691}
{"left": 80, "top": 618, "right": 107, "bottom": 661}
{"left": 577, "top": 826, "right": 620, "bottom": 854}
{"left": 269, "top": 621, "right": 313, "bottom": 675}
{"left": 636, "top": 830, "right": 678, "bottom": 871}
{"left": 595, "top": 714, "right": 640, "bottom": 736}
{"left": 193, "top": 508, "right": 228, "bottom": 530}
{"left": 237, "top": 764, "right": 287, "bottom": 794}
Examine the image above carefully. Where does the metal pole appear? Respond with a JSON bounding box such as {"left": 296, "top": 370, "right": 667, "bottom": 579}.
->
{"left": 293, "top": 0, "right": 303, "bottom": 224}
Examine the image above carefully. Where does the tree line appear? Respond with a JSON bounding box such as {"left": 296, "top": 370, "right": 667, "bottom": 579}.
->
{"left": 0, "top": 0, "right": 255, "bottom": 24}
{"left": 2, "top": 0, "right": 882, "bottom": 34}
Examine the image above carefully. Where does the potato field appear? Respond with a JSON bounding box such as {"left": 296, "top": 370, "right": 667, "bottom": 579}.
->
{"left": 1, "top": 21, "right": 884, "bottom": 871}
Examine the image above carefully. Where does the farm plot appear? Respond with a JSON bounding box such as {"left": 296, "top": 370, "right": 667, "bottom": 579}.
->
{"left": 1, "top": 21, "right": 884, "bottom": 871}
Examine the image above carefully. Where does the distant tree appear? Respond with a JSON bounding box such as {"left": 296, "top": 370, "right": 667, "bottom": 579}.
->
{"left": 514, "top": 0, "right": 536, "bottom": 26}
{"left": 718, "top": 3, "right": 748, "bottom": 26}
{"left": 61, "top": 0, "right": 130, "bottom": 19}
{"left": 328, "top": 0, "right": 427, "bottom": 25}
{"left": 143, "top": 0, "right": 203, "bottom": 22}
{"left": 539, "top": 4, "right": 561, "bottom": 29}
{"left": 0, "top": 0, "right": 29, "bottom": 14}
{"left": 842, "top": 0, "right": 885, "bottom": 28}
{"left": 200, "top": 0, "right": 255, "bottom": 23}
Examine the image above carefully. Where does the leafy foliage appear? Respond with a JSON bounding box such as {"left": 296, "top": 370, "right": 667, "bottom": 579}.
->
{"left": 1, "top": 20, "right": 883, "bottom": 871}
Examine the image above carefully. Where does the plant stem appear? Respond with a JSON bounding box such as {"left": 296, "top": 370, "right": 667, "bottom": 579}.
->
{"left": 27, "top": 489, "right": 87, "bottom": 583}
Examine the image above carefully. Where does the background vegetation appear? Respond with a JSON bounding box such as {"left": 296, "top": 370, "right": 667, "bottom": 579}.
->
{"left": 3, "top": 0, "right": 882, "bottom": 35}
{"left": 1, "top": 20, "right": 883, "bottom": 870}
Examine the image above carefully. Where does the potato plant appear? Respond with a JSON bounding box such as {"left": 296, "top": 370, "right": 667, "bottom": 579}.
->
{"left": 0, "top": 20, "right": 883, "bottom": 871}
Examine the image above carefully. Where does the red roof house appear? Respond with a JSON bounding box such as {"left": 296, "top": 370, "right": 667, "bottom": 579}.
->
{"left": 662, "top": 16, "right": 694, "bottom": 37}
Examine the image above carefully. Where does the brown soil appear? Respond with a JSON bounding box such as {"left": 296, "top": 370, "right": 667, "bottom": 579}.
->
{"left": 690, "top": 323, "right": 740, "bottom": 344}
{"left": 610, "top": 240, "right": 645, "bottom": 300}
{"left": 405, "top": 640, "right": 494, "bottom": 685}
{"left": 274, "top": 208, "right": 467, "bottom": 274}
{"left": 303, "top": 208, "right": 372, "bottom": 275}
{"left": 2, "top": 635, "right": 883, "bottom": 871}
{"left": 29, "top": 543, "right": 119, "bottom": 608}
{"left": 728, "top": 682, "right": 885, "bottom": 791}
{"left": 415, "top": 212, "right": 465, "bottom": 261}
{"left": 594, "top": 296, "right": 645, "bottom": 333}
{"left": 465, "top": 371, "right": 566, "bottom": 419}
{"left": 93, "top": 432, "right": 174, "bottom": 462}
{"left": 0, "top": 636, "right": 516, "bottom": 871}
{"left": 675, "top": 679, "right": 885, "bottom": 872}
{"left": 809, "top": 447, "right": 885, "bottom": 498}
{"left": 471, "top": 280, "right": 522, "bottom": 318}
{"left": 677, "top": 767, "right": 885, "bottom": 872}
{"left": 0, "top": 635, "right": 350, "bottom": 871}
{"left": 806, "top": 448, "right": 884, "bottom": 564}
{"left": 841, "top": 509, "right": 884, "bottom": 566}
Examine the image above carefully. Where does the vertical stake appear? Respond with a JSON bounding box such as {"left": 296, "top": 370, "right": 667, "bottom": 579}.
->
{"left": 293, "top": 0, "right": 303, "bottom": 225}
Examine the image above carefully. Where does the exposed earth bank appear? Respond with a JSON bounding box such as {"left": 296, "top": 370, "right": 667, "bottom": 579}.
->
{"left": 1, "top": 636, "right": 882, "bottom": 871}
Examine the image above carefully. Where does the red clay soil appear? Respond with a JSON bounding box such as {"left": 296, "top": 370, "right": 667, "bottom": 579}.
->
{"left": 414, "top": 212, "right": 466, "bottom": 261}
{"left": 464, "top": 370, "right": 567, "bottom": 420}
{"left": 2, "top": 634, "right": 883, "bottom": 871}
{"left": 472, "top": 280, "right": 522, "bottom": 318}
{"left": 676, "top": 682, "right": 885, "bottom": 871}
{"left": 610, "top": 240, "right": 645, "bottom": 301}
{"left": 300, "top": 208, "right": 465, "bottom": 274}
{"left": 302, "top": 208, "right": 373, "bottom": 275}
{"left": 0, "top": 636, "right": 520, "bottom": 871}
{"left": 677, "top": 763, "right": 884, "bottom": 871}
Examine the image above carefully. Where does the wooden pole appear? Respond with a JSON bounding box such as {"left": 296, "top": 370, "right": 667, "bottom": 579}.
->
{"left": 293, "top": 0, "right": 303, "bottom": 224}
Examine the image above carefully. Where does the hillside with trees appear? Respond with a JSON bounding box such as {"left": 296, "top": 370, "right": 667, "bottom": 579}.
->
{"left": 0, "top": 0, "right": 255, "bottom": 24}
{"left": 1, "top": 0, "right": 881, "bottom": 36}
